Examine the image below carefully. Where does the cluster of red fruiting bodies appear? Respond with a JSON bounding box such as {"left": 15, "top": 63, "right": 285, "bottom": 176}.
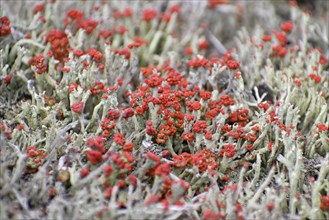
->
{"left": 25, "top": 146, "right": 47, "bottom": 174}
{"left": 1, "top": 0, "right": 328, "bottom": 217}
{"left": 0, "top": 16, "right": 11, "bottom": 37}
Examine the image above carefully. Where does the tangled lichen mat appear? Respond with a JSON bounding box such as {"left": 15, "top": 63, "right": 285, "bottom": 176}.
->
{"left": 0, "top": 0, "right": 328, "bottom": 219}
